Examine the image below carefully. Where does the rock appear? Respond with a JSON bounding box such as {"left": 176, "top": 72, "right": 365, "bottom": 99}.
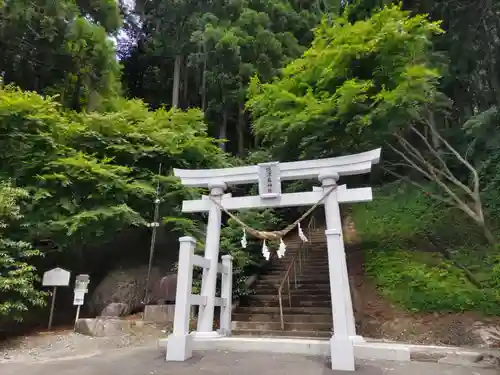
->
{"left": 474, "top": 353, "right": 500, "bottom": 368}
{"left": 75, "top": 318, "right": 131, "bottom": 337}
{"left": 143, "top": 305, "right": 175, "bottom": 324}
{"left": 438, "top": 353, "right": 500, "bottom": 369}
{"left": 100, "top": 302, "right": 129, "bottom": 317}
{"left": 472, "top": 322, "right": 500, "bottom": 348}
{"left": 150, "top": 274, "right": 177, "bottom": 304}
{"left": 89, "top": 266, "right": 163, "bottom": 315}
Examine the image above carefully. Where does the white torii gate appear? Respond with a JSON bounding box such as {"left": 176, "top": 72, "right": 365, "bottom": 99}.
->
{"left": 166, "top": 148, "right": 381, "bottom": 371}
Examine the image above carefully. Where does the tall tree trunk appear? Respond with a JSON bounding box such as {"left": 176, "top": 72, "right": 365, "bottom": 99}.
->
{"left": 71, "top": 72, "right": 82, "bottom": 112}
{"left": 237, "top": 102, "right": 245, "bottom": 156}
{"left": 196, "top": 44, "right": 202, "bottom": 108}
{"left": 172, "top": 55, "right": 182, "bottom": 108}
{"left": 182, "top": 59, "right": 189, "bottom": 108}
{"left": 201, "top": 44, "right": 207, "bottom": 113}
{"left": 254, "top": 134, "right": 260, "bottom": 148}
{"left": 219, "top": 109, "right": 228, "bottom": 152}
{"left": 428, "top": 111, "right": 440, "bottom": 149}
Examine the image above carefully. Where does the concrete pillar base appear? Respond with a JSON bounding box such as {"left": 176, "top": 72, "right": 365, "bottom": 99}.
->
{"left": 166, "top": 333, "right": 193, "bottom": 361}
{"left": 192, "top": 330, "right": 223, "bottom": 340}
{"left": 330, "top": 336, "right": 355, "bottom": 371}
{"left": 350, "top": 335, "right": 366, "bottom": 343}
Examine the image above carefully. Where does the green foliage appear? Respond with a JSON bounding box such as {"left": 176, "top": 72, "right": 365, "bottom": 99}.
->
{"left": 353, "top": 183, "right": 500, "bottom": 314}
{"left": 364, "top": 247, "right": 500, "bottom": 313}
{"left": 247, "top": 4, "right": 445, "bottom": 160}
{"left": 0, "top": 0, "right": 122, "bottom": 110}
{"left": 0, "top": 183, "right": 46, "bottom": 321}
{"left": 220, "top": 209, "right": 284, "bottom": 298}
{"left": 121, "top": 0, "right": 323, "bottom": 153}
{"left": 0, "top": 85, "right": 228, "bottom": 263}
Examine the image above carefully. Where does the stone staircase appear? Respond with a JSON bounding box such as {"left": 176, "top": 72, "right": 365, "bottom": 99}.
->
{"left": 232, "top": 228, "right": 332, "bottom": 338}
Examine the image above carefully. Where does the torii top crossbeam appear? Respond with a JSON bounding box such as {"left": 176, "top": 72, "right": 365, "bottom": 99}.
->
{"left": 173, "top": 149, "right": 381, "bottom": 188}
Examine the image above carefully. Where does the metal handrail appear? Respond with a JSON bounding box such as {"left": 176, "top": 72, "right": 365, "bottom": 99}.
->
{"left": 277, "top": 214, "right": 317, "bottom": 330}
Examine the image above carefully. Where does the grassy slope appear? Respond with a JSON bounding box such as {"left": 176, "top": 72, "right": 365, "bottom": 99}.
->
{"left": 351, "top": 182, "right": 500, "bottom": 315}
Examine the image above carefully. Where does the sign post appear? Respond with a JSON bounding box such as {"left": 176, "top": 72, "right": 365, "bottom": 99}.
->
{"left": 73, "top": 274, "right": 90, "bottom": 327}
{"left": 42, "top": 267, "right": 71, "bottom": 330}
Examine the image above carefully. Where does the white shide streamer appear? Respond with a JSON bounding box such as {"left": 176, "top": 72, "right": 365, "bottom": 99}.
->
{"left": 277, "top": 238, "right": 287, "bottom": 259}
{"left": 298, "top": 221, "right": 308, "bottom": 243}
{"left": 261, "top": 240, "right": 270, "bottom": 261}
{"left": 241, "top": 228, "right": 247, "bottom": 249}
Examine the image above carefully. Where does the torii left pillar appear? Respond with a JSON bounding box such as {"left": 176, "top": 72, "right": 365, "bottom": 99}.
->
{"left": 195, "top": 180, "right": 226, "bottom": 338}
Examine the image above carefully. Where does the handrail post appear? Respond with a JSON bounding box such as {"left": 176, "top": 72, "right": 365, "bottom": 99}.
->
{"left": 293, "top": 262, "right": 297, "bottom": 288}
{"left": 166, "top": 236, "right": 195, "bottom": 361}
{"left": 287, "top": 277, "right": 291, "bottom": 307}
{"left": 219, "top": 255, "right": 233, "bottom": 336}
{"left": 277, "top": 215, "right": 316, "bottom": 333}
{"left": 279, "top": 289, "right": 284, "bottom": 330}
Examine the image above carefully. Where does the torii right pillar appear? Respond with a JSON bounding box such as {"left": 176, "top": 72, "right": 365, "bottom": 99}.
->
{"left": 319, "top": 171, "right": 363, "bottom": 371}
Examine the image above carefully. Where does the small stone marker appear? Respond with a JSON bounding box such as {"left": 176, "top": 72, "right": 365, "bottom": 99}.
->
{"left": 42, "top": 267, "right": 71, "bottom": 330}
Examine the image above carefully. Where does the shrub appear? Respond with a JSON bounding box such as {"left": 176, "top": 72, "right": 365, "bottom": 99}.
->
{"left": 0, "top": 183, "right": 47, "bottom": 322}
{"left": 364, "top": 247, "right": 500, "bottom": 314}
{"left": 353, "top": 182, "right": 500, "bottom": 314}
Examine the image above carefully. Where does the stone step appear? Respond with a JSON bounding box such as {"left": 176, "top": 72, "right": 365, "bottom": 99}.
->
{"left": 231, "top": 329, "right": 331, "bottom": 338}
{"left": 251, "top": 288, "right": 331, "bottom": 296}
{"left": 232, "top": 320, "right": 331, "bottom": 332}
{"left": 235, "top": 306, "right": 331, "bottom": 315}
{"left": 244, "top": 298, "right": 331, "bottom": 308}
{"left": 259, "top": 276, "right": 330, "bottom": 283}
{"left": 249, "top": 290, "right": 330, "bottom": 296}
{"left": 254, "top": 281, "right": 331, "bottom": 290}
{"left": 270, "top": 259, "right": 328, "bottom": 266}
{"left": 248, "top": 294, "right": 330, "bottom": 302}
{"left": 267, "top": 260, "right": 329, "bottom": 267}
{"left": 271, "top": 260, "right": 329, "bottom": 266}
{"left": 268, "top": 266, "right": 329, "bottom": 273}
{"left": 252, "top": 284, "right": 331, "bottom": 291}
{"left": 273, "top": 258, "right": 329, "bottom": 263}
{"left": 233, "top": 313, "right": 332, "bottom": 323}
{"left": 259, "top": 274, "right": 329, "bottom": 281}
{"left": 283, "top": 238, "right": 326, "bottom": 243}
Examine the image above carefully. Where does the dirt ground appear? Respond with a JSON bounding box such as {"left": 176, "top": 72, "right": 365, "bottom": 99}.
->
{"left": 0, "top": 322, "right": 166, "bottom": 363}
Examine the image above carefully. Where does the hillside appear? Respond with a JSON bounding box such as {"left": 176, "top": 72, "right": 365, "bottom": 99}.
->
{"left": 347, "top": 185, "right": 500, "bottom": 348}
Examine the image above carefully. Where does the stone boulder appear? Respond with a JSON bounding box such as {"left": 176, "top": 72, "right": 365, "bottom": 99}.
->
{"left": 150, "top": 274, "right": 177, "bottom": 304}
{"left": 89, "top": 266, "right": 163, "bottom": 315}
{"left": 75, "top": 318, "right": 156, "bottom": 337}
{"left": 100, "top": 302, "right": 129, "bottom": 317}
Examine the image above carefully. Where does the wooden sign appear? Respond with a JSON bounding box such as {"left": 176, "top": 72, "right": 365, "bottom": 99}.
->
{"left": 42, "top": 267, "right": 70, "bottom": 287}
{"left": 258, "top": 162, "right": 281, "bottom": 199}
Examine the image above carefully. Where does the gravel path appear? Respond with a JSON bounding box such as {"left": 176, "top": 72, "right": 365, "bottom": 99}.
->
{"left": 0, "top": 326, "right": 165, "bottom": 363}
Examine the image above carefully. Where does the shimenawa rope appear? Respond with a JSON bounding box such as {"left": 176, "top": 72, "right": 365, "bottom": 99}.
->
{"left": 209, "top": 185, "right": 337, "bottom": 241}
